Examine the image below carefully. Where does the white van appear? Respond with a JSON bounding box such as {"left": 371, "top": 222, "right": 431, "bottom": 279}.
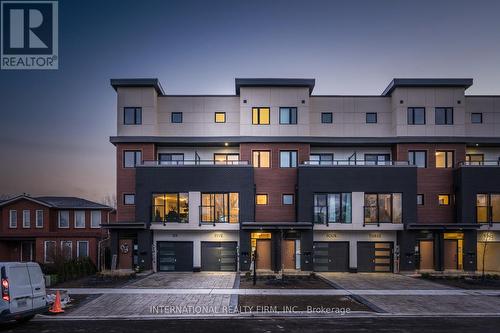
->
{"left": 0, "top": 262, "right": 48, "bottom": 322}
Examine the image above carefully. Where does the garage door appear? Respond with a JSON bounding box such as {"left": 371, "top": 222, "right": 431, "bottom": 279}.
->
{"left": 357, "top": 242, "right": 393, "bottom": 272}
{"left": 157, "top": 242, "right": 193, "bottom": 272}
{"left": 477, "top": 242, "right": 500, "bottom": 272}
{"left": 201, "top": 242, "right": 237, "bottom": 271}
{"left": 313, "top": 242, "right": 349, "bottom": 272}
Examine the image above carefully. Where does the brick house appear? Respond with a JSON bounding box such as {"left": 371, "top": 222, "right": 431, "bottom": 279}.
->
{"left": 0, "top": 195, "right": 113, "bottom": 266}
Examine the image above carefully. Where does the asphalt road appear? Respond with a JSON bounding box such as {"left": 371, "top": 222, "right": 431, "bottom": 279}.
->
{"left": 1, "top": 317, "right": 500, "bottom": 333}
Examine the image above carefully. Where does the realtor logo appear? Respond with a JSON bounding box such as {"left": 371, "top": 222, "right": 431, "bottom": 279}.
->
{"left": 1, "top": 0, "right": 58, "bottom": 69}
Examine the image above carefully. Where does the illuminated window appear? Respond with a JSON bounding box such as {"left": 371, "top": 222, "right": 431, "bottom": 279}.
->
{"left": 215, "top": 112, "right": 226, "bottom": 123}
{"left": 201, "top": 193, "right": 239, "bottom": 223}
{"left": 252, "top": 151, "right": 270, "bottom": 168}
{"left": 252, "top": 107, "right": 270, "bottom": 125}
{"left": 152, "top": 193, "right": 189, "bottom": 223}
{"left": 214, "top": 153, "right": 239, "bottom": 165}
{"left": 436, "top": 151, "right": 454, "bottom": 168}
{"left": 256, "top": 194, "right": 268, "bottom": 205}
{"left": 438, "top": 195, "right": 450, "bottom": 206}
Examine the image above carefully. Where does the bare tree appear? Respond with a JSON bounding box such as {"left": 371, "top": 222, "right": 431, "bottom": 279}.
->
{"left": 481, "top": 225, "right": 493, "bottom": 279}
{"left": 101, "top": 194, "right": 117, "bottom": 208}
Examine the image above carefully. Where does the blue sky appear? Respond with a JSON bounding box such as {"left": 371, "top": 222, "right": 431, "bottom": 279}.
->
{"left": 1, "top": 0, "right": 499, "bottom": 203}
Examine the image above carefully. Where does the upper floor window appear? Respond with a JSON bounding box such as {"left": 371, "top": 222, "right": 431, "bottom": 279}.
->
{"left": 408, "top": 150, "right": 427, "bottom": 168}
{"left": 171, "top": 112, "right": 183, "bottom": 123}
{"left": 124, "top": 107, "right": 142, "bottom": 125}
{"left": 252, "top": 151, "right": 271, "bottom": 168}
{"left": 36, "top": 210, "right": 44, "bottom": 228}
{"left": 309, "top": 153, "right": 333, "bottom": 165}
{"left": 436, "top": 151, "right": 454, "bottom": 168}
{"left": 364, "top": 154, "right": 390, "bottom": 165}
{"left": 22, "top": 210, "right": 30, "bottom": 228}
{"left": 471, "top": 113, "right": 483, "bottom": 124}
{"left": 466, "top": 154, "right": 484, "bottom": 165}
{"left": 321, "top": 112, "right": 333, "bottom": 124}
{"left": 214, "top": 153, "right": 239, "bottom": 165}
{"left": 314, "top": 193, "right": 352, "bottom": 224}
{"left": 159, "top": 153, "right": 184, "bottom": 165}
{"left": 256, "top": 194, "right": 268, "bottom": 205}
{"left": 252, "top": 107, "right": 270, "bottom": 125}
{"left": 366, "top": 112, "right": 377, "bottom": 124}
{"left": 435, "top": 107, "right": 453, "bottom": 125}
{"left": 58, "top": 210, "right": 70, "bottom": 228}
{"left": 124, "top": 194, "right": 135, "bottom": 205}
{"left": 91, "top": 210, "right": 101, "bottom": 228}
{"left": 279, "top": 107, "right": 297, "bottom": 124}
{"left": 438, "top": 194, "right": 450, "bottom": 205}
{"left": 75, "top": 211, "right": 85, "bottom": 228}
{"left": 407, "top": 107, "right": 425, "bottom": 125}
{"left": 201, "top": 193, "right": 239, "bottom": 223}
{"left": 280, "top": 151, "right": 298, "bottom": 168}
{"left": 9, "top": 210, "right": 17, "bottom": 228}
{"left": 282, "top": 194, "right": 294, "bottom": 205}
{"left": 364, "top": 193, "right": 402, "bottom": 224}
{"left": 152, "top": 193, "right": 189, "bottom": 223}
{"left": 417, "top": 194, "right": 424, "bottom": 206}
{"left": 215, "top": 112, "right": 226, "bottom": 123}
{"left": 124, "top": 150, "right": 142, "bottom": 168}
{"left": 476, "top": 194, "right": 500, "bottom": 223}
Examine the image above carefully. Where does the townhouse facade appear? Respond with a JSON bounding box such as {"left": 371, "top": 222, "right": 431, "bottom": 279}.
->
{"left": 0, "top": 195, "right": 112, "bottom": 265}
{"left": 108, "top": 77, "right": 500, "bottom": 274}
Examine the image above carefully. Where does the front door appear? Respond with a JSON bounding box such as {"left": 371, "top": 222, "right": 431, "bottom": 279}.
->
{"left": 281, "top": 240, "right": 295, "bottom": 270}
{"left": 256, "top": 239, "right": 271, "bottom": 270}
{"left": 21, "top": 242, "right": 34, "bottom": 262}
{"left": 443, "top": 239, "right": 458, "bottom": 270}
{"left": 419, "top": 240, "right": 434, "bottom": 270}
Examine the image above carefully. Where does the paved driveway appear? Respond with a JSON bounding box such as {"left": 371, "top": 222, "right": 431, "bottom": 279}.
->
{"left": 126, "top": 272, "right": 237, "bottom": 289}
{"left": 319, "top": 273, "right": 452, "bottom": 290}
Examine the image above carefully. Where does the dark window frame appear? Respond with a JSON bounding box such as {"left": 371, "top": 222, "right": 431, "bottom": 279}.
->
{"left": 282, "top": 194, "right": 294, "bottom": 205}
{"left": 252, "top": 107, "right": 271, "bottom": 125}
{"left": 200, "top": 192, "right": 240, "bottom": 224}
{"left": 158, "top": 153, "right": 184, "bottom": 165}
{"left": 123, "top": 150, "right": 142, "bottom": 168}
{"left": 171, "top": 112, "right": 183, "bottom": 123}
{"left": 476, "top": 193, "right": 500, "bottom": 223}
{"left": 366, "top": 112, "right": 378, "bottom": 124}
{"left": 214, "top": 153, "right": 240, "bottom": 165}
{"left": 417, "top": 194, "right": 424, "bottom": 205}
{"left": 256, "top": 193, "right": 269, "bottom": 205}
{"left": 123, "top": 193, "right": 135, "bottom": 205}
{"left": 309, "top": 153, "right": 334, "bottom": 165}
{"left": 466, "top": 154, "right": 485, "bottom": 165}
{"left": 435, "top": 107, "right": 454, "bottom": 125}
{"left": 408, "top": 150, "right": 427, "bottom": 168}
{"left": 471, "top": 113, "right": 483, "bottom": 124}
{"left": 252, "top": 150, "right": 271, "bottom": 168}
{"left": 364, "top": 154, "right": 391, "bottom": 165}
{"left": 363, "top": 193, "right": 403, "bottom": 224}
{"left": 313, "top": 192, "right": 352, "bottom": 224}
{"left": 124, "top": 107, "right": 142, "bottom": 125}
{"left": 407, "top": 107, "right": 426, "bottom": 125}
{"left": 321, "top": 112, "right": 333, "bottom": 124}
{"left": 435, "top": 150, "right": 454, "bottom": 168}
{"left": 279, "top": 107, "right": 298, "bottom": 125}
{"left": 214, "top": 112, "right": 226, "bottom": 123}
{"left": 279, "top": 150, "right": 298, "bottom": 168}
{"left": 438, "top": 194, "right": 451, "bottom": 206}
{"left": 152, "top": 192, "right": 189, "bottom": 223}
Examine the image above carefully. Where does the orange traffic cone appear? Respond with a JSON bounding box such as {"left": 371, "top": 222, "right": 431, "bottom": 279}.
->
{"left": 49, "top": 290, "right": 65, "bottom": 314}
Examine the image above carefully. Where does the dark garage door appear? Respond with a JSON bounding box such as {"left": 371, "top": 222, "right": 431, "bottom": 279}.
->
{"left": 201, "top": 242, "right": 237, "bottom": 271}
{"left": 313, "top": 242, "right": 349, "bottom": 272}
{"left": 357, "top": 242, "right": 393, "bottom": 272}
{"left": 157, "top": 241, "right": 193, "bottom": 272}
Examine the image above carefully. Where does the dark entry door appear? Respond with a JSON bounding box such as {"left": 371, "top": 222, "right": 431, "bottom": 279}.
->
{"left": 201, "top": 242, "right": 237, "bottom": 271}
{"left": 357, "top": 242, "right": 393, "bottom": 272}
{"left": 444, "top": 240, "right": 458, "bottom": 270}
{"left": 157, "top": 242, "right": 193, "bottom": 271}
{"left": 313, "top": 242, "right": 349, "bottom": 272}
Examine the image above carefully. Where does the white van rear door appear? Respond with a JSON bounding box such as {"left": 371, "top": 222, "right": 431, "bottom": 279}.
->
{"left": 27, "top": 263, "right": 46, "bottom": 309}
{"left": 7, "top": 264, "right": 33, "bottom": 314}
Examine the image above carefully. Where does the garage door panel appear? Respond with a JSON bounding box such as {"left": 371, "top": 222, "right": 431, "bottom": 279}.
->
{"left": 313, "top": 242, "right": 349, "bottom": 272}
{"left": 357, "top": 242, "right": 393, "bottom": 273}
{"left": 201, "top": 242, "right": 237, "bottom": 271}
{"left": 157, "top": 242, "right": 193, "bottom": 272}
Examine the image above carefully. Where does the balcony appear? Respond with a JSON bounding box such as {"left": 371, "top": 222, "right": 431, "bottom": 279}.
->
{"left": 139, "top": 160, "right": 250, "bottom": 167}
{"left": 199, "top": 205, "right": 239, "bottom": 226}
{"left": 363, "top": 206, "right": 402, "bottom": 227}
{"left": 313, "top": 206, "right": 351, "bottom": 226}
{"left": 459, "top": 160, "right": 500, "bottom": 167}
{"left": 302, "top": 159, "right": 410, "bottom": 166}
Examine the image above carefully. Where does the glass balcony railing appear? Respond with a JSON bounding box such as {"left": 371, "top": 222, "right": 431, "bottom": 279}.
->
{"left": 140, "top": 160, "right": 250, "bottom": 167}
{"left": 363, "top": 206, "right": 402, "bottom": 226}
{"left": 302, "top": 160, "right": 410, "bottom": 166}
{"left": 459, "top": 160, "right": 500, "bottom": 167}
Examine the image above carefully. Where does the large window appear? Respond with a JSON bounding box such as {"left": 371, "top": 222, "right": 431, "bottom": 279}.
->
{"left": 364, "top": 154, "right": 390, "bottom": 165}
{"left": 22, "top": 210, "right": 30, "bottom": 228}
{"left": 77, "top": 241, "right": 89, "bottom": 258}
{"left": 436, "top": 151, "right": 454, "bottom": 168}
{"left": 152, "top": 193, "right": 189, "bottom": 223}
{"left": 252, "top": 151, "right": 271, "bottom": 168}
{"left": 279, "top": 107, "right": 297, "bottom": 124}
{"left": 408, "top": 150, "right": 427, "bottom": 168}
{"left": 364, "top": 193, "right": 402, "bottom": 224}
{"left": 124, "top": 107, "right": 142, "bottom": 125}
{"left": 466, "top": 154, "right": 484, "bottom": 165}
{"left": 9, "top": 210, "right": 17, "bottom": 228}
{"left": 91, "top": 210, "right": 101, "bottom": 228}
{"left": 435, "top": 107, "right": 453, "bottom": 125}
{"left": 61, "top": 241, "right": 72, "bottom": 260}
{"left": 252, "top": 107, "right": 270, "bottom": 125}
{"left": 36, "top": 210, "right": 44, "bottom": 228}
{"left": 201, "top": 193, "right": 239, "bottom": 223}
{"left": 159, "top": 153, "right": 184, "bottom": 165}
{"left": 313, "top": 193, "right": 352, "bottom": 224}
{"left": 309, "top": 153, "right": 333, "bottom": 165}
{"left": 75, "top": 211, "right": 85, "bottom": 228}
{"left": 407, "top": 107, "right": 426, "bottom": 125}
{"left": 476, "top": 194, "right": 500, "bottom": 223}
{"left": 124, "top": 151, "right": 142, "bottom": 168}
{"left": 58, "top": 211, "right": 70, "bottom": 228}
{"left": 214, "top": 153, "right": 239, "bottom": 165}
{"left": 280, "top": 151, "right": 298, "bottom": 168}
{"left": 44, "top": 241, "right": 56, "bottom": 263}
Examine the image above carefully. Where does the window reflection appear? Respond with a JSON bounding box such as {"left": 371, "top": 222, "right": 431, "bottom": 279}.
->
{"left": 153, "top": 193, "right": 189, "bottom": 223}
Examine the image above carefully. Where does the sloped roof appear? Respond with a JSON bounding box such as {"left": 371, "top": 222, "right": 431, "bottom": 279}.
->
{"left": 0, "top": 195, "right": 112, "bottom": 210}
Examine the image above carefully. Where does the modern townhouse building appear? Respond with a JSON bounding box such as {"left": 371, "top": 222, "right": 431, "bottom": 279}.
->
{"left": 108, "top": 77, "right": 500, "bottom": 274}
{"left": 0, "top": 195, "right": 112, "bottom": 265}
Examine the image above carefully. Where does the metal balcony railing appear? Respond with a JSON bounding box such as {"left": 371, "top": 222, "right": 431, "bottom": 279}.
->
{"left": 476, "top": 206, "right": 499, "bottom": 226}
{"left": 140, "top": 160, "right": 250, "bottom": 167}
{"left": 199, "top": 205, "right": 239, "bottom": 226}
{"left": 459, "top": 160, "right": 500, "bottom": 167}
{"left": 302, "top": 160, "right": 410, "bottom": 166}
{"left": 313, "top": 206, "right": 351, "bottom": 226}
{"left": 363, "top": 206, "right": 402, "bottom": 226}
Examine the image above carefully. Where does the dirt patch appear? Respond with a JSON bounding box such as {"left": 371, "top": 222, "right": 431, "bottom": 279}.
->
{"left": 52, "top": 274, "right": 137, "bottom": 288}
{"left": 238, "top": 295, "right": 371, "bottom": 312}
{"left": 420, "top": 276, "right": 500, "bottom": 290}
{"left": 240, "top": 274, "right": 332, "bottom": 289}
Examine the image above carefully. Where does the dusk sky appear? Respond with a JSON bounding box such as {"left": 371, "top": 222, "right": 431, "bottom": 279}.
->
{"left": 1, "top": 0, "right": 500, "bottom": 204}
